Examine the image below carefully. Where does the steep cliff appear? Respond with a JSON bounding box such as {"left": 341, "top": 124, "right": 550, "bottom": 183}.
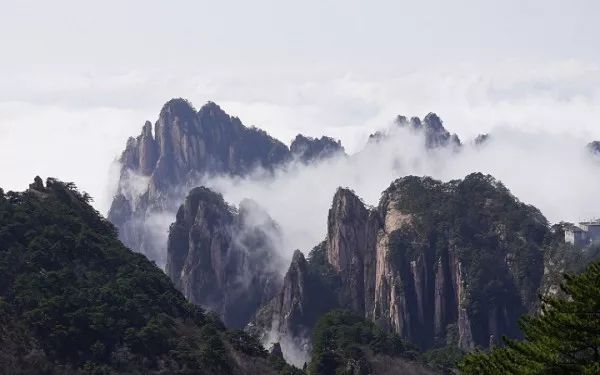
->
{"left": 108, "top": 99, "right": 289, "bottom": 264}
{"left": 108, "top": 99, "right": 344, "bottom": 266}
{"left": 122, "top": 99, "right": 290, "bottom": 190}
{"left": 254, "top": 173, "right": 549, "bottom": 354}
{"left": 166, "top": 187, "right": 284, "bottom": 329}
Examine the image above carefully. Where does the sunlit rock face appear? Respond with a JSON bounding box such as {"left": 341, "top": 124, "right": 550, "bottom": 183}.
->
{"left": 253, "top": 173, "right": 548, "bottom": 352}
{"left": 166, "top": 186, "right": 285, "bottom": 329}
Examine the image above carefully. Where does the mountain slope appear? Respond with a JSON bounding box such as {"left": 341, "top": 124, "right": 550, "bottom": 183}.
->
{"left": 0, "top": 177, "right": 299, "bottom": 374}
{"left": 108, "top": 99, "right": 290, "bottom": 265}
{"left": 307, "top": 310, "right": 438, "bottom": 375}
{"left": 254, "top": 173, "right": 550, "bottom": 355}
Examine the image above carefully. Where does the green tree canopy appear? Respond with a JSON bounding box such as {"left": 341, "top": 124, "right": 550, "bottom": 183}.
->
{"left": 460, "top": 261, "right": 600, "bottom": 374}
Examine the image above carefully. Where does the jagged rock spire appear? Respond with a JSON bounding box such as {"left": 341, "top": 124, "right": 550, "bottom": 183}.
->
{"left": 166, "top": 186, "right": 283, "bottom": 329}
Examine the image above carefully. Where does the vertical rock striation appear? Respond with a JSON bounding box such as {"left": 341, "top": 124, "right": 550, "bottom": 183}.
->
{"left": 166, "top": 187, "right": 284, "bottom": 329}
{"left": 253, "top": 173, "right": 548, "bottom": 353}
{"left": 108, "top": 98, "right": 344, "bottom": 265}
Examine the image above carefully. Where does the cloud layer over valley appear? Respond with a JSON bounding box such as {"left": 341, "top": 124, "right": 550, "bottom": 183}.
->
{"left": 198, "top": 124, "right": 600, "bottom": 259}
{"left": 3, "top": 59, "right": 600, "bottom": 218}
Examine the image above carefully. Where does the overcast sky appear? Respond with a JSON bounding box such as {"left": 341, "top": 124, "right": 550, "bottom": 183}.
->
{"left": 1, "top": 0, "right": 600, "bottom": 212}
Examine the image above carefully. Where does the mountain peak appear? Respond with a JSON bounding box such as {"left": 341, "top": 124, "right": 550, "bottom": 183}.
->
{"left": 423, "top": 112, "right": 444, "bottom": 131}
{"left": 166, "top": 186, "right": 283, "bottom": 329}
{"left": 587, "top": 141, "right": 600, "bottom": 155}
{"left": 197, "top": 100, "right": 230, "bottom": 120}
{"left": 28, "top": 176, "right": 45, "bottom": 192}
{"left": 159, "top": 98, "right": 197, "bottom": 120}
{"left": 331, "top": 187, "right": 363, "bottom": 209}
{"left": 395, "top": 115, "right": 422, "bottom": 130}
{"left": 290, "top": 134, "right": 345, "bottom": 162}
{"left": 291, "top": 249, "right": 306, "bottom": 263}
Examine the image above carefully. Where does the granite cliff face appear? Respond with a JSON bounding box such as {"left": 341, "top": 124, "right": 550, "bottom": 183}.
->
{"left": 122, "top": 99, "right": 290, "bottom": 191}
{"left": 108, "top": 99, "right": 343, "bottom": 265}
{"left": 166, "top": 187, "right": 284, "bottom": 329}
{"left": 254, "top": 173, "right": 548, "bottom": 353}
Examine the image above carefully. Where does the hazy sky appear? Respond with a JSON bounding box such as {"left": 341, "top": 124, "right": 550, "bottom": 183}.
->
{"left": 1, "top": 0, "right": 600, "bottom": 212}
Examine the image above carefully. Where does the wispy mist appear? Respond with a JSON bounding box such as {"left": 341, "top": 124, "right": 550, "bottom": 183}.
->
{"left": 198, "top": 125, "right": 600, "bottom": 259}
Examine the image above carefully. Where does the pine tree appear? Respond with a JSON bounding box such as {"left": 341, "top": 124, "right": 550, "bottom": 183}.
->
{"left": 460, "top": 261, "right": 600, "bottom": 374}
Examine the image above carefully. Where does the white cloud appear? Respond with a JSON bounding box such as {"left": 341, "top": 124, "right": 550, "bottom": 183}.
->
{"left": 2, "top": 59, "right": 600, "bottom": 219}
{"left": 0, "top": 101, "right": 145, "bottom": 212}
{"left": 199, "top": 125, "right": 600, "bottom": 258}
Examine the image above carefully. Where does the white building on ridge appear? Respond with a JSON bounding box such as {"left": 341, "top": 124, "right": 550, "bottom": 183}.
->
{"left": 565, "top": 220, "right": 600, "bottom": 248}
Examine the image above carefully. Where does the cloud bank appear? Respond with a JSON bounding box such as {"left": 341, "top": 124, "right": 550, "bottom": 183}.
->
{"left": 197, "top": 125, "right": 600, "bottom": 259}
{"left": 2, "top": 59, "right": 600, "bottom": 220}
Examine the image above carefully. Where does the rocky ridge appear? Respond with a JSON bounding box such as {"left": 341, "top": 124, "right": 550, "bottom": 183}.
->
{"left": 253, "top": 173, "right": 549, "bottom": 354}
{"left": 369, "top": 113, "right": 461, "bottom": 149}
{"left": 289, "top": 134, "right": 345, "bottom": 162}
{"left": 108, "top": 99, "right": 344, "bottom": 265}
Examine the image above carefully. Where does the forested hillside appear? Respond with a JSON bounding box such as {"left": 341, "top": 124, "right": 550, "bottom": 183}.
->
{"left": 0, "top": 177, "right": 299, "bottom": 375}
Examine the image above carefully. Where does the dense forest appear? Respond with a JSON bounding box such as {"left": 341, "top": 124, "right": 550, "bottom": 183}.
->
{"left": 460, "top": 259, "right": 600, "bottom": 374}
{"left": 1, "top": 176, "right": 599, "bottom": 374}
{"left": 0, "top": 177, "right": 299, "bottom": 374}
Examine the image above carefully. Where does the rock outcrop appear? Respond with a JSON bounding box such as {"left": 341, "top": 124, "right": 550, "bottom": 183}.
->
{"left": 369, "top": 113, "right": 461, "bottom": 149}
{"left": 166, "top": 187, "right": 284, "bottom": 329}
{"left": 108, "top": 99, "right": 344, "bottom": 265}
{"left": 326, "top": 188, "right": 380, "bottom": 314}
{"left": 108, "top": 99, "right": 289, "bottom": 264}
{"left": 396, "top": 113, "right": 462, "bottom": 149}
{"left": 290, "top": 134, "right": 345, "bottom": 162}
{"left": 474, "top": 133, "right": 490, "bottom": 146}
{"left": 587, "top": 141, "right": 600, "bottom": 155}
{"left": 0, "top": 177, "right": 303, "bottom": 374}
{"left": 253, "top": 173, "right": 548, "bottom": 353}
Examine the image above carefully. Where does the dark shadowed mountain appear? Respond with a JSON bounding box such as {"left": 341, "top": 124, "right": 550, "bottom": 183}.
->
{"left": 473, "top": 133, "right": 490, "bottom": 146}
{"left": 307, "top": 310, "right": 440, "bottom": 375}
{"left": 290, "top": 134, "right": 345, "bottom": 162}
{"left": 369, "top": 113, "right": 461, "bottom": 149}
